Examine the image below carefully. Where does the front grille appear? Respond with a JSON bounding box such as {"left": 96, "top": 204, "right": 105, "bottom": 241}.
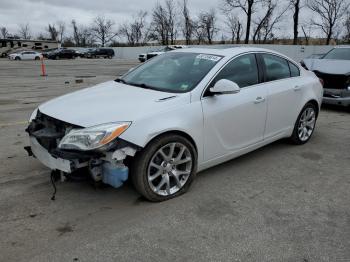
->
{"left": 28, "top": 111, "right": 80, "bottom": 151}
{"left": 314, "top": 71, "right": 348, "bottom": 89}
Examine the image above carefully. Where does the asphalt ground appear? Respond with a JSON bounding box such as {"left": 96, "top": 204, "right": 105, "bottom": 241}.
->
{"left": 0, "top": 58, "right": 349, "bottom": 262}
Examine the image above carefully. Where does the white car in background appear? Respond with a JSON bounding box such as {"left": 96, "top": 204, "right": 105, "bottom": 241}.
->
{"left": 26, "top": 47, "right": 323, "bottom": 202}
{"left": 138, "top": 45, "right": 187, "bottom": 62}
{"left": 8, "top": 50, "right": 43, "bottom": 61}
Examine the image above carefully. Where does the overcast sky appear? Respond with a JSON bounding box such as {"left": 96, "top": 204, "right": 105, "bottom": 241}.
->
{"left": 0, "top": 0, "right": 324, "bottom": 40}
{"left": 1, "top": 0, "right": 218, "bottom": 35}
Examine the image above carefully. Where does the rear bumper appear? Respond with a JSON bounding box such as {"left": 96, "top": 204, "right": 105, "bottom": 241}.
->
{"left": 30, "top": 136, "right": 73, "bottom": 173}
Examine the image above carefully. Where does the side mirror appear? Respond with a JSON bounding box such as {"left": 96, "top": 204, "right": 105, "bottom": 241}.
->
{"left": 209, "top": 79, "right": 240, "bottom": 95}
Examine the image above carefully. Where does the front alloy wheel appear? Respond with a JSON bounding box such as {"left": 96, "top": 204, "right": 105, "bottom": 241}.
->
{"left": 148, "top": 142, "right": 192, "bottom": 196}
{"left": 131, "top": 134, "right": 197, "bottom": 202}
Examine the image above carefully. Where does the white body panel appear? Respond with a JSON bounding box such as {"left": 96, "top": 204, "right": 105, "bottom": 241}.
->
{"left": 34, "top": 47, "right": 323, "bottom": 172}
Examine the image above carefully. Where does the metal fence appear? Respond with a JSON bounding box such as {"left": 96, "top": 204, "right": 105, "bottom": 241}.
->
{"left": 111, "top": 44, "right": 337, "bottom": 62}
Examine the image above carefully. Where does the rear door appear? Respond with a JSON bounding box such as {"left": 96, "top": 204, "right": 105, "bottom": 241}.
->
{"left": 201, "top": 53, "right": 268, "bottom": 161}
{"left": 258, "top": 53, "right": 303, "bottom": 138}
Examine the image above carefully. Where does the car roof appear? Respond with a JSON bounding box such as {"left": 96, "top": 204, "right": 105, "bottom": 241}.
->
{"left": 174, "top": 46, "right": 285, "bottom": 58}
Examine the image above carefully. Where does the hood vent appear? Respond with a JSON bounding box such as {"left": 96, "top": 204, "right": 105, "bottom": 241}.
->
{"left": 156, "top": 95, "right": 177, "bottom": 102}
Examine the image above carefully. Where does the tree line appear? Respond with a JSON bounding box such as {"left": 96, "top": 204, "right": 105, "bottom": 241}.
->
{"left": 1, "top": 0, "right": 349, "bottom": 46}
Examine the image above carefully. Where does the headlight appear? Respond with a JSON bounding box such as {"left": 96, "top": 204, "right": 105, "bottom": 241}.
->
{"left": 58, "top": 122, "right": 131, "bottom": 151}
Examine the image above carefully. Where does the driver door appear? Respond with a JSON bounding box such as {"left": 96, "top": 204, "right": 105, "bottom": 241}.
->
{"left": 201, "top": 54, "right": 267, "bottom": 161}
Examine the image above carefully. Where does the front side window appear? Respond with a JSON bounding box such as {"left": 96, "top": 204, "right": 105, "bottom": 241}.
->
{"left": 121, "top": 52, "right": 222, "bottom": 93}
{"left": 262, "top": 54, "right": 290, "bottom": 82}
{"left": 211, "top": 54, "right": 259, "bottom": 88}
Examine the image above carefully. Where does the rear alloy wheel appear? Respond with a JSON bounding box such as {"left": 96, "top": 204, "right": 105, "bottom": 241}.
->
{"left": 290, "top": 103, "right": 317, "bottom": 144}
{"left": 55, "top": 55, "right": 60, "bottom": 60}
{"left": 131, "top": 134, "right": 197, "bottom": 202}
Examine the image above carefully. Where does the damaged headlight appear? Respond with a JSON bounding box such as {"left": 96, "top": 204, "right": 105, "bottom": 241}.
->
{"left": 58, "top": 122, "right": 131, "bottom": 151}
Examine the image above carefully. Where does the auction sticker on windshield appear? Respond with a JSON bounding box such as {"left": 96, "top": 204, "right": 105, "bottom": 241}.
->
{"left": 196, "top": 54, "right": 221, "bottom": 62}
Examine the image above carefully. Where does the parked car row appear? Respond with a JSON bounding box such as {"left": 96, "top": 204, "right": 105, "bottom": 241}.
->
{"left": 8, "top": 48, "right": 115, "bottom": 61}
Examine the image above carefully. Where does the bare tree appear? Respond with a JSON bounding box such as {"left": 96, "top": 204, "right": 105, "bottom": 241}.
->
{"left": 166, "top": 0, "right": 178, "bottom": 44}
{"left": 252, "top": 0, "right": 288, "bottom": 43}
{"left": 57, "top": 21, "right": 66, "bottom": 44}
{"left": 71, "top": 20, "right": 94, "bottom": 47}
{"left": 222, "top": 0, "right": 259, "bottom": 44}
{"left": 224, "top": 12, "right": 243, "bottom": 43}
{"left": 47, "top": 24, "right": 58, "bottom": 41}
{"left": 308, "top": 0, "right": 347, "bottom": 44}
{"left": 0, "top": 27, "right": 9, "bottom": 39}
{"left": 193, "top": 20, "right": 206, "bottom": 44}
{"left": 150, "top": 0, "right": 178, "bottom": 45}
{"left": 197, "top": 9, "right": 218, "bottom": 44}
{"left": 181, "top": 0, "right": 195, "bottom": 45}
{"left": 344, "top": 11, "right": 350, "bottom": 42}
{"left": 290, "top": 0, "right": 302, "bottom": 45}
{"left": 91, "top": 16, "right": 117, "bottom": 47}
{"left": 18, "top": 23, "right": 31, "bottom": 39}
{"left": 119, "top": 11, "right": 149, "bottom": 46}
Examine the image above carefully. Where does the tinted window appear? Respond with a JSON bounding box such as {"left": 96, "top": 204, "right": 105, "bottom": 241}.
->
{"left": 262, "top": 54, "right": 290, "bottom": 81}
{"left": 289, "top": 62, "right": 300, "bottom": 77}
{"left": 211, "top": 54, "right": 259, "bottom": 88}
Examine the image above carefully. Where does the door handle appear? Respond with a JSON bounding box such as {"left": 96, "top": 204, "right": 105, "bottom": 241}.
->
{"left": 254, "top": 96, "right": 265, "bottom": 104}
{"left": 294, "top": 85, "right": 301, "bottom": 91}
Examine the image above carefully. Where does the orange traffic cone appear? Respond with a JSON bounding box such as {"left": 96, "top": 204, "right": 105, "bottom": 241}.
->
{"left": 41, "top": 56, "right": 47, "bottom": 77}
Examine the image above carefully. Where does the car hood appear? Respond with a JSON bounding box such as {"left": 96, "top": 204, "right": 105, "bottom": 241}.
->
{"left": 303, "top": 59, "right": 350, "bottom": 75}
{"left": 38, "top": 81, "right": 191, "bottom": 127}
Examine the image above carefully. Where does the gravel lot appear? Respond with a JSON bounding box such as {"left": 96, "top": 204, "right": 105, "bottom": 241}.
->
{"left": 0, "top": 58, "right": 349, "bottom": 262}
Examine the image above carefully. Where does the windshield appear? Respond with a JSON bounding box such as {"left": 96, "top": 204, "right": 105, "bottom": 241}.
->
{"left": 323, "top": 48, "right": 350, "bottom": 60}
{"left": 121, "top": 52, "right": 222, "bottom": 93}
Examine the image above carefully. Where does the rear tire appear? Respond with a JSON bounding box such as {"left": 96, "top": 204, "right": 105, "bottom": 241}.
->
{"left": 35, "top": 56, "right": 40, "bottom": 60}
{"left": 130, "top": 134, "right": 197, "bottom": 202}
{"left": 15, "top": 56, "right": 21, "bottom": 60}
{"left": 55, "top": 55, "right": 60, "bottom": 60}
{"left": 290, "top": 102, "right": 318, "bottom": 145}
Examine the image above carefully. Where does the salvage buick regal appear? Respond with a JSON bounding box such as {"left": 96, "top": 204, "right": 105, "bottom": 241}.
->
{"left": 301, "top": 46, "right": 350, "bottom": 107}
{"left": 25, "top": 47, "right": 323, "bottom": 201}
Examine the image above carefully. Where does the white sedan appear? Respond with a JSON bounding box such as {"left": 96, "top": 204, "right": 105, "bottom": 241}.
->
{"left": 8, "top": 51, "right": 42, "bottom": 60}
{"left": 26, "top": 47, "right": 323, "bottom": 201}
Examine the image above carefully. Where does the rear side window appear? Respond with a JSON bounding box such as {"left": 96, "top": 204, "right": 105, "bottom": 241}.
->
{"left": 289, "top": 62, "right": 300, "bottom": 77}
{"left": 262, "top": 54, "right": 290, "bottom": 82}
{"left": 211, "top": 54, "right": 259, "bottom": 88}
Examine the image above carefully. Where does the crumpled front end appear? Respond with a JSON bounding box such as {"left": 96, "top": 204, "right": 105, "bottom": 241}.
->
{"left": 314, "top": 71, "right": 350, "bottom": 107}
{"left": 25, "top": 111, "right": 140, "bottom": 188}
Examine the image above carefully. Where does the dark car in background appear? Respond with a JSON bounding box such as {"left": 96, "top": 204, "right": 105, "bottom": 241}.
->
{"left": 85, "top": 48, "right": 115, "bottom": 59}
{"left": 47, "top": 49, "right": 77, "bottom": 60}
{"left": 301, "top": 46, "right": 350, "bottom": 107}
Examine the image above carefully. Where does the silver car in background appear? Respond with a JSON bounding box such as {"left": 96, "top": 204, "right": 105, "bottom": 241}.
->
{"left": 301, "top": 46, "right": 350, "bottom": 107}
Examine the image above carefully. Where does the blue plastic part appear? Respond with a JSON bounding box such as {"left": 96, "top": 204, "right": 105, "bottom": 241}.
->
{"left": 102, "top": 163, "right": 129, "bottom": 188}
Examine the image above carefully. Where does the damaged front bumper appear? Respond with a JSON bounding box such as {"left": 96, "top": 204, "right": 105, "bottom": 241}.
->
{"left": 323, "top": 88, "right": 350, "bottom": 107}
{"left": 25, "top": 111, "right": 140, "bottom": 188}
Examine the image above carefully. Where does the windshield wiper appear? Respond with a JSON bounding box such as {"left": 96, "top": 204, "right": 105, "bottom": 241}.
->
{"left": 115, "top": 79, "right": 156, "bottom": 90}
{"left": 128, "top": 82, "right": 155, "bottom": 90}
{"left": 115, "top": 78, "right": 127, "bottom": 84}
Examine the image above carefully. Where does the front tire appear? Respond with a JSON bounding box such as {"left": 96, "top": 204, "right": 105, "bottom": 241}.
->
{"left": 131, "top": 134, "right": 197, "bottom": 202}
{"left": 290, "top": 102, "right": 318, "bottom": 145}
